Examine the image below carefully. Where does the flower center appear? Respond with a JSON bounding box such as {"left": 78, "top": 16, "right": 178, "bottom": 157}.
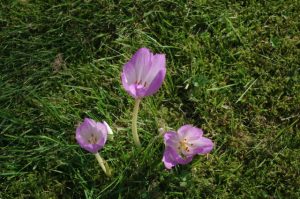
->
{"left": 177, "top": 138, "right": 194, "bottom": 155}
{"left": 135, "top": 80, "right": 147, "bottom": 88}
{"left": 88, "top": 133, "right": 98, "bottom": 144}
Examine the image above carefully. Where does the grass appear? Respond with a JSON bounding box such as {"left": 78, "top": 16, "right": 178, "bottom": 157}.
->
{"left": 1, "top": 0, "right": 299, "bottom": 198}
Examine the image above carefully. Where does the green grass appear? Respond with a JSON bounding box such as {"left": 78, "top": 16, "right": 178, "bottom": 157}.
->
{"left": 1, "top": 0, "right": 300, "bottom": 198}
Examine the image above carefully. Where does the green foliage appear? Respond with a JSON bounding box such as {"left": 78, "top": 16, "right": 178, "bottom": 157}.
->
{"left": 1, "top": 0, "right": 299, "bottom": 198}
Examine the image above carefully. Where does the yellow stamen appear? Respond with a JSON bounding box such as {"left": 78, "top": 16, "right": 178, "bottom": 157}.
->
{"left": 179, "top": 140, "right": 190, "bottom": 153}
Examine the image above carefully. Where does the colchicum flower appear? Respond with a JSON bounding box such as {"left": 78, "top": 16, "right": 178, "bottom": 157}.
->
{"left": 76, "top": 118, "right": 108, "bottom": 153}
{"left": 121, "top": 47, "right": 166, "bottom": 99}
{"left": 76, "top": 118, "right": 112, "bottom": 176}
{"left": 162, "top": 125, "right": 214, "bottom": 169}
{"left": 121, "top": 47, "right": 166, "bottom": 147}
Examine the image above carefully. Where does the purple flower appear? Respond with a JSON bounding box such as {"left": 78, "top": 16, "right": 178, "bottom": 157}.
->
{"left": 162, "top": 125, "right": 214, "bottom": 169}
{"left": 76, "top": 118, "right": 108, "bottom": 154}
{"left": 121, "top": 47, "right": 166, "bottom": 99}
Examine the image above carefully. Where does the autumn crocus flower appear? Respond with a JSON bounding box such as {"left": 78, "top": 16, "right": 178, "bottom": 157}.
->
{"left": 76, "top": 118, "right": 112, "bottom": 176}
{"left": 121, "top": 47, "right": 166, "bottom": 147}
{"left": 121, "top": 47, "right": 166, "bottom": 99}
{"left": 162, "top": 125, "right": 213, "bottom": 169}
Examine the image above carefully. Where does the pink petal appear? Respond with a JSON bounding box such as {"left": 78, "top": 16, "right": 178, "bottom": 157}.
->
{"left": 121, "top": 73, "right": 138, "bottom": 98}
{"left": 135, "top": 85, "right": 148, "bottom": 98}
{"left": 122, "top": 62, "right": 136, "bottom": 85}
{"left": 84, "top": 118, "right": 97, "bottom": 130}
{"left": 85, "top": 144, "right": 102, "bottom": 154}
{"left": 178, "top": 125, "right": 203, "bottom": 141}
{"left": 191, "top": 137, "right": 214, "bottom": 154}
{"left": 144, "top": 53, "right": 166, "bottom": 84}
{"left": 164, "top": 131, "right": 179, "bottom": 146}
{"left": 96, "top": 122, "right": 108, "bottom": 147}
{"left": 76, "top": 118, "right": 94, "bottom": 139}
{"left": 162, "top": 146, "right": 193, "bottom": 169}
{"left": 144, "top": 69, "right": 166, "bottom": 97}
{"left": 130, "top": 47, "right": 152, "bottom": 83}
{"left": 162, "top": 146, "right": 177, "bottom": 169}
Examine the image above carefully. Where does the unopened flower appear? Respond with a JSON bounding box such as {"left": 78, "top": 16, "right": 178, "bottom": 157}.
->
{"left": 162, "top": 125, "right": 213, "bottom": 169}
{"left": 76, "top": 118, "right": 108, "bottom": 153}
{"left": 104, "top": 121, "right": 114, "bottom": 141}
{"left": 121, "top": 47, "right": 166, "bottom": 99}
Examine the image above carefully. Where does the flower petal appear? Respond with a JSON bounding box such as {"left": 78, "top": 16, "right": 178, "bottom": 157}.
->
{"left": 164, "top": 131, "right": 179, "bottom": 146}
{"left": 162, "top": 146, "right": 177, "bottom": 169}
{"left": 85, "top": 144, "right": 102, "bottom": 154}
{"left": 191, "top": 137, "right": 214, "bottom": 154}
{"left": 76, "top": 118, "right": 94, "bottom": 140}
{"left": 145, "top": 53, "right": 166, "bottom": 84}
{"left": 122, "top": 61, "right": 136, "bottom": 85}
{"left": 178, "top": 125, "right": 203, "bottom": 141}
{"left": 162, "top": 146, "right": 193, "bottom": 169}
{"left": 130, "top": 47, "right": 152, "bottom": 83}
{"left": 75, "top": 132, "right": 88, "bottom": 150}
{"left": 144, "top": 69, "right": 166, "bottom": 97}
{"left": 135, "top": 85, "right": 148, "bottom": 98}
{"left": 96, "top": 122, "right": 107, "bottom": 147}
{"left": 121, "top": 73, "right": 138, "bottom": 98}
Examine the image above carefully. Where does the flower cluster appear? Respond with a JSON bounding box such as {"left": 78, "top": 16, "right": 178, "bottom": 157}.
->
{"left": 75, "top": 47, "right": 214, "bottom": 175}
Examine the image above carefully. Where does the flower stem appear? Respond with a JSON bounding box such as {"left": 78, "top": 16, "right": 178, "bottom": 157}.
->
{"left": 95, "top": 152, "right": 112, "bottom": 177}
{"left": 132, "top": 98, "right": 141, "bottom": 147}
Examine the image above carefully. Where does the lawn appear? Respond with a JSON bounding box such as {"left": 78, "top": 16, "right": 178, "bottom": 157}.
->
{"left": 1, "top": 0, "right": 299, "bottom": 198}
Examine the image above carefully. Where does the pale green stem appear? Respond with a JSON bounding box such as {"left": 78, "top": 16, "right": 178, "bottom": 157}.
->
{"left": 94, "top": 152, "right": 111, "bottom": 177}
{"left": 132, "top": 98, "right": 141, "bottom": 147}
